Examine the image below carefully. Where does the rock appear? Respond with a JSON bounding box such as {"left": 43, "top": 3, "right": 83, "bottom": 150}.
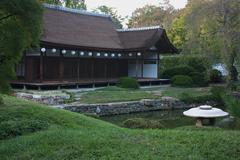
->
{"left": 63, "top": 97, "right": 189, "bottom": 116}
{"left": 217, "top": 116, "right": 236, "bottom": 129}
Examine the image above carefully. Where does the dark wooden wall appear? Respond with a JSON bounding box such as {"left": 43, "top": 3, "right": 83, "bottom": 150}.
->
{"left": 24, "top": 57, "right": 128, "bottom": 82}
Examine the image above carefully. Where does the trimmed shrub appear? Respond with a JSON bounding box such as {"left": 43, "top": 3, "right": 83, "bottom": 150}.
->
{"left": 189, "top": 72, "right": 208, "bottom": 87}
{"left": 123, "top": 118, "right": 164, "bottom": 129}
{"left": 224, "top": 95, "right": 240, "bottom": 118}
{"left": 160, "top": 55, "right": 209, "bottom": 73}
{"left": 210, "top": 86, "right": 226, "bottom": 101}
{"left": 117, "top": 77, "right": 139, "bottom": 89}
{"left": 180, "top": 92, "right": 213, "bottom": 104}
{"left": 209, "top": 69, "right": 222, "bottom": 83}
{"left": 0, "top": 96, "right": 3, "bottom": 105}
{"left": 161, "top": 65, "right": 195, "bottom": 79}
{"left": 0, "top": 119, "right": 49, "bottom": 140}
{"left": 171, "top": 75, "right": 193, "bottom": 87}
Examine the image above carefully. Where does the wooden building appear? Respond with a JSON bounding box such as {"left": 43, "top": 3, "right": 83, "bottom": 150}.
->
{"left": 13, "top": 4, "right": 178, "bottom": 89}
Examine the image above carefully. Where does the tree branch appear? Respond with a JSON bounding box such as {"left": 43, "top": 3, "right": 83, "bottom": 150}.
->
{"left": 0, "top": 14, "right": 16, "bottom": 21}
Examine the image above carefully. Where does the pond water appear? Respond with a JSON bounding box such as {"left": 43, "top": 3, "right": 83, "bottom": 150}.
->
{"left": 99, "top": 109, "right": 195, "bottom": 129}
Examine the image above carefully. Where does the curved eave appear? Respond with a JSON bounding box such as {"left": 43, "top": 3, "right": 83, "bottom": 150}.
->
{"left": 40, "top": 41, "right": 147, "bottom": 52}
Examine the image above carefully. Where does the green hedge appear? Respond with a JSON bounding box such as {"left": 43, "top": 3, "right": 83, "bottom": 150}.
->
{"left": 160, "top": 55, "right": 210, "bottom": 87}
{"left": 209, "top": 69, "right": 222, "bottom": 83}
{"left": 0, "top": 96, "right": 3, "bottom": 105}
{"left": 160, "top": 55, "right": 209, "bottom": 73}
{"left": 117, "top": 77, "right": 139, "bottom": 89}
{"left": 180, "top": 92, "right": 214, "bottom": 104}
{"left": 189, "top": 72, "right": 208, "bottom": 87}
{"left": 171, "top": 75, "right": 193, "bottom": 87}
{"left": 161, "top": 65, "right": 195, "bottom": 79}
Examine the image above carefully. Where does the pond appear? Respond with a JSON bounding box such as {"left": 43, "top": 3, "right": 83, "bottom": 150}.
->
{"left": 99, "top": 109, "right": 195, "bottom": 129}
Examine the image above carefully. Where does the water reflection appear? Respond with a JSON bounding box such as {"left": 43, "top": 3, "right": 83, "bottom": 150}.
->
{"left": 99, "top": 109, "right": 195, "bottom": 129}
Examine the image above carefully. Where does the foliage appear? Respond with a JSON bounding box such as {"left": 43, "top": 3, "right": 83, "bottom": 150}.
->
{"left": 0, "top": 119, "right": 49, "bottom": 140}
{"left": 167, "top": 12, "right": 187, "bottom": 49}
{"left": 117, "top": 77, "right": 139, "bottom": 89}
{"left": 210, "top": 86, "right": 226, "bottom": 101}
{"left": 209, "top": 69, "right": 222, "bottom": 83}
{"left": 160, "top": 55, "right": 209, "bottom": 73}
{"left": 0, "top": 95, "right": 240, "bottom": 159}
{"left": 39, "top": 0, "right": 86, "bottom": 9}
{"left": 182, "top": 0, "right": 240, "bottom": 83}
{"left": 224, "top": 95, "right": 240, "bottom": 118}
{"left": 0, "top": 0, "right": 43, "bottom": 93}
{"left": 0, "top": 96, "right": 3, "bottom": 105}
{"left": 161, "top": 65, "right": 195, "bottom": 79}
{"left": 171, "top": 75, "right": 193, "bottom": 87}
{"left": 128, "top": 1, "right": 177, "bottom": 29}
{"left": 93, "top": 5, "right": 124, "bottom": 29}
{"left": 160, "top": 55, "right": 210, "bottom": 86}
{"left": 189, "top": 72, "right": 208, "bottom": 87}
{"left": 123, "top": 118, "right": 164, "bottom": 129}
{"left": 180, "top": 92, "right": 213, "bottom": 104}
{"left": 157, "top": 87, "right": 211, "bottom": 99}
{"left": 62, "top": 90, "right": 75, "bottom": 104}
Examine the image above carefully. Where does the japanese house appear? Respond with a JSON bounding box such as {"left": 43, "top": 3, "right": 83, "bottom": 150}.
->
{"left": 13, "top": 4, "right": 178, "bottom": 89}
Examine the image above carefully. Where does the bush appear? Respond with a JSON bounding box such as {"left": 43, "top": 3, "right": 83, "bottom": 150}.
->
{"left": 209, "top": 69, "right": 222, "bottom": 83}
{"left": 161, "top": 65, "right": 196, "bottom": 79}
{"left": 0, "top": 119, "right": 49, "bottom": 140}
{"left": 117, "top": 77, "right": 139, "bottom": 89}
{"left": 171, "top": 75, "right": 193, "bottom": 87}
{"left": 0, "top": 96, "right": 3, "bottom": 105}
{"left": 210, "top": 86, "right": 226, "bottom": 100}
{"left": 224, "top": 95, "right": 240, "bottom": 118}
{"left": 160, "top": 55, "right": 209, "bottom": 74}
{"left": 123, "top": 118, "right": 164, "bottom": 129}
{"left": 189, "top": 72, "right": 208, "bottom": 87}
{"left": 180, "top": 92, "right": 213, "bottom": 103}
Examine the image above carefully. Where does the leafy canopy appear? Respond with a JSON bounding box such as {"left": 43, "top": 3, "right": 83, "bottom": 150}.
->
{"left": 0, "top": 0, "right": 43, "bottom": 93}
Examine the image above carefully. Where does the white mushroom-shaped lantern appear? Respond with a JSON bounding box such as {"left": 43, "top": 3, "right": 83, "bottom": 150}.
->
{"left": 183, "top": 105, "right": 229, "bottom": 127}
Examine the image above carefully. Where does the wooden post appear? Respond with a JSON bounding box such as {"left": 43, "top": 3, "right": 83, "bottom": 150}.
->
{"left": 40, "top": 51, "right": 43, "bottom": 82}
{"left": 77, "top": 57, "right": 80, "bottom": 82}
{"left": 135, "top": 54, "right": 138, "bottom": 78}
{"left": 141, "top": 52, "right": 144, "bottom": 78}
{"left": 91, "top": 58, "right": 94, "bottom": 83}
{"left": 157, "top": 53, "right": 160, "bottom": 79}
{"left": 104, "top": 61, "right": 107, "bottom": 80}
{"left": 59, "top": 50, "right": 64, "bottom": 82}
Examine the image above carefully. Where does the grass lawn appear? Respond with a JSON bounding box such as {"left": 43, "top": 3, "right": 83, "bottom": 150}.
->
{"left": 79, "top": 86, "right": 161, "bottom": 104}
{"left": 0, "top": 95, "right": 240, "bottom": 160}
{"left": 143, "top": 86, "right": 211, "bottom": 98}
{"left": 79, "top": 86, "right": 211, "bottom": 104}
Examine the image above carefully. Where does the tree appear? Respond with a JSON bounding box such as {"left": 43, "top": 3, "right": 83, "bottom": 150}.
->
{"left": 127, "top": 1, "right": 177, "bottom": 29}
{"left": 167, "top": 12, "right": 187, "bottom": 49}
{"left": 0, "top": 0, "right": 43, "bottom": 93}
{"left": 39, "top": 0, "right": 86, "bottom": 10}
{"left": 183, "top": 0, "right": 240, "bottom": 84}
{"left": 65, "top": 0, "right": 86, "bottom": 10}
{"left": 93, "top": 5, "right": 124, "bottom": 29}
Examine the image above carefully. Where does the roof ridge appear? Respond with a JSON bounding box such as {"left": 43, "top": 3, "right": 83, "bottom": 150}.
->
{"left": 117, "top": 26, "right": 162, "bottom": 32}
{"left": 43, "top": 3, "right": 111, "bottom": 18}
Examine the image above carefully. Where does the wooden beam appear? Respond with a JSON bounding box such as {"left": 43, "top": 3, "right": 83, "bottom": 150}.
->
{"left": 40, "top": 52, "right": 43, "bottom": 82}
{"left": 157, "top": 53, "right": 160, "bottom": 79}
{"left": 141, "top": 53, "right": 144, "bottom": 78}
{"left": 91, "top": 58, "right": 94, "bottom": 82}
{"left": 59, "top": 50, "right": 64, "bottom": 82}
{"left": 104, "top": 60, "right": 107, "bottom": 79}
{"left": 77, "top": 58, "right": 80, "bottom": 82}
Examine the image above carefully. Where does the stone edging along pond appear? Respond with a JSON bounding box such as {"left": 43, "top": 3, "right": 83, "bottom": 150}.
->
{"left": 63, "top": 97, "right": 216, "bottom": 116}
